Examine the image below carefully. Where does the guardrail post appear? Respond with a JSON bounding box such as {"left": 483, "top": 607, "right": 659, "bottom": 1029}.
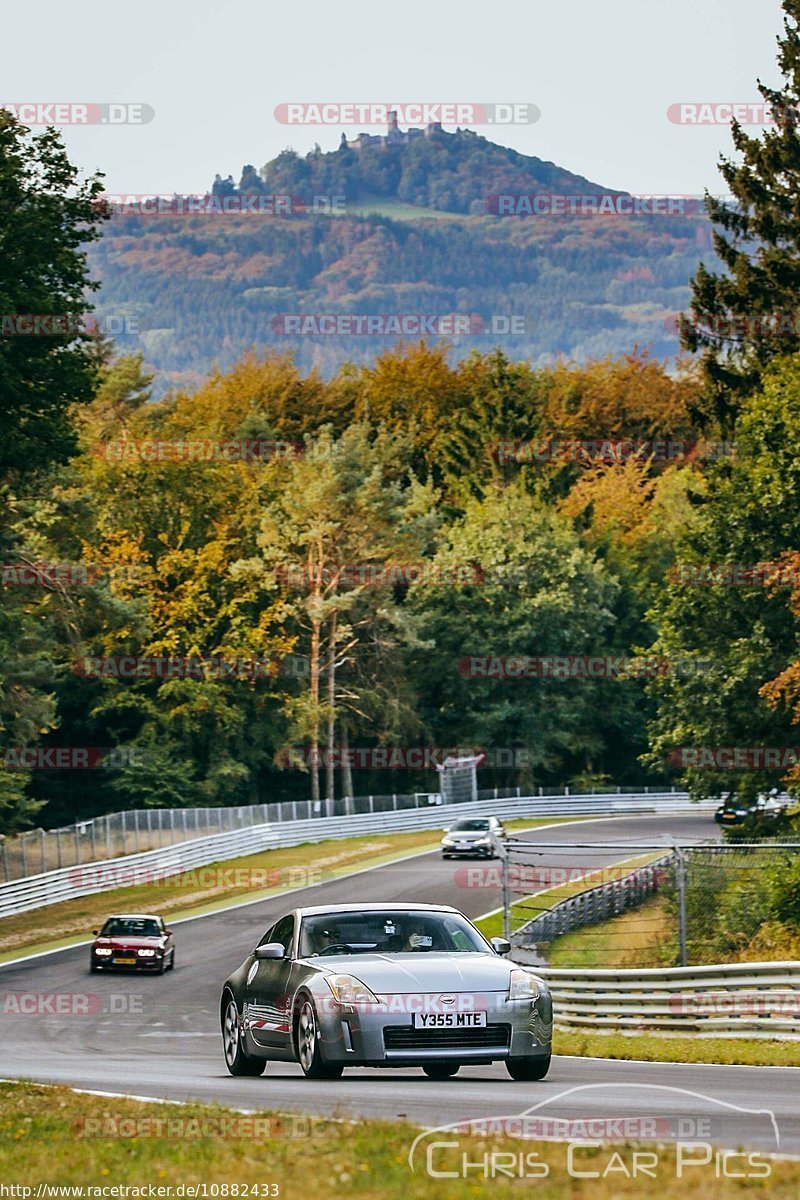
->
{"left": 74, "top": 825, "right": 81, "bottom": 865}
{"left": 392, "top": 794, "right": 397, "bottom": 810}
{"left": 56, "top": 828, "right": 63, "bottom": 869}
{"left": 106, "top": 815, "right": 112, "bottom": 859}
{"left": 40, "top": 829, "right": 46, "bottom": 873}
{"left": 0, "top": 838, "right": 7, "bottom": 883}
{"left": 90, "top": 821, "right": 97, "bottom": 860}
{"left": 675, "top": 844, "right": 688, "bottom": 967}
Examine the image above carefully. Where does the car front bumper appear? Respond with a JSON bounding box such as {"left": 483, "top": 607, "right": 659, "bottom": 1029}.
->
{"left": 312, "top": 988, "right": 553, "bottom": 1067}
{"left": 91, "top": 954, "right": 165, "bottom": 971}
{"left": 441, "top": 844, "right": 495, "bottom": 857}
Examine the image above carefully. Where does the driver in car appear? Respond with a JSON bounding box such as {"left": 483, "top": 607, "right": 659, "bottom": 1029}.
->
{"left": 402, "top": 923, "right": 435, "bottom": 952}
{"left": 312, "top": 925, "right": 345, "bottom": 955}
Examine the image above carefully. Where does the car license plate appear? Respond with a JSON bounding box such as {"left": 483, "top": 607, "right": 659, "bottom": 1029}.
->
{"left": 114, "top": 957, "right": 137, "bottom": 965}
{"left": 413, "top": 1011, "right": 487, "bottom": 1028}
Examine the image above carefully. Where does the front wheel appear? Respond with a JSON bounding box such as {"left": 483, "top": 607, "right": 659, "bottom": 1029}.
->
{"left": 506, "top": 1053, "right": 551, "bottom": 1081}
{"left": 296, "top": 997, "right": 343, "bottom": 1079}
{"left": 422, "top": 1062, "right": 460, "bottom": 1080}
{"left": 222, "top": 996, "right": 266, "bottom": 1077}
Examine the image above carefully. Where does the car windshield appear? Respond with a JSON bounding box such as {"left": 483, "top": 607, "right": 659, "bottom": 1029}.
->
{"left": 298, "top": 911, "right": 490, "bottom": 957}
{"left": 450, "top": 819, "right": 491, "bottom": 831}
{"left": 101, "top": 918, "right": 162, "bottom": 938}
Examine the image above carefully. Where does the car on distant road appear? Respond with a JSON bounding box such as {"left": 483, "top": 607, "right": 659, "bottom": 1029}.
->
{"left": 441, "top": 816, "right": 507, "bottom": 858}
{"left": 220, "top": 903, "right": 552, "bottom": 1081}
{"left": 715, "top": 792, "right": 789, "bottom": 827}
{"left": 90, "top": 913, "right": 175, "bottom": 973}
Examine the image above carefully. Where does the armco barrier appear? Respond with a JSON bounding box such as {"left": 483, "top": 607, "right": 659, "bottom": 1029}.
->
{"left": 514, "top": 854, "right": 675, "bottom": 946}
{"left": 0, "top": 792, "right": 710, "bottom": 919}
{"left": 510, "top": 958, "right": 800, "bottom": 1037}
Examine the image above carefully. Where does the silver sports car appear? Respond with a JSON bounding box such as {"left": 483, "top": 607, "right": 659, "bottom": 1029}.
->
{"left": 220, "top": 903, "right": 552, "bottom": 1081}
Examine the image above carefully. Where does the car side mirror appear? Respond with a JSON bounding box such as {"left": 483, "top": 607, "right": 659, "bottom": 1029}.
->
{"left": 255, "top": 942, "right": 286, "bottom": 960}
{"left": 165, "top": 929, "right": 174, "bottom": 936}
{"left": 491, "top": 937, "right": 512, "bottom": 956}
{"left": 92, "top": 930, "right": 99, "bottom": 936}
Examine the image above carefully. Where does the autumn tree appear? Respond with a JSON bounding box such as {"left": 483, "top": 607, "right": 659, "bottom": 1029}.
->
{"left": 681, "top": 0, "right": 800, "bottom": 426}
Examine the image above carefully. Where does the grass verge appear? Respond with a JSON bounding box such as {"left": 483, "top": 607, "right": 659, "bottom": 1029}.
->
{"left": 475, "top": 852, "right": 662, "bottom": 940}
{"left": 554, "top": 1027, "right": 800, "bottom": 1067}
{"left": 546, "top": 893, "right": 675, "bottom": 968}
{"left": 0, "top": 817, "right": 574, "bottom": 963}
{"left": 2, "top": 1081, "right": 799, "bottom": 1196}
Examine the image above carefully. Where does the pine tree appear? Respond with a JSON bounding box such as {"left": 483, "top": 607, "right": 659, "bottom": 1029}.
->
{"left": 682, "top": 0, "right": 800, "bottom": 428}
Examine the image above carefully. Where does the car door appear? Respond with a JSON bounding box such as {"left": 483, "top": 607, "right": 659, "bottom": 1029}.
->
{"left": 246, "top": 914, "right": 296, "bottom": 1050}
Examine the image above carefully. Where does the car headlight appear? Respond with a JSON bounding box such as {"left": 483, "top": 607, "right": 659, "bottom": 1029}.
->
{"left": 94, "top": 948, "right": 113, "bottom": 957}
{"left": 508, "top": 968, "right": 540, "bottom": 1001}
{"left": 473, "top": 837, "right": 491, "bottom": 845}
{"left": 324, "top": 973, "right": 380, "bottom": 1007}
{"left": 441, "top": 836, "right": 455, "bottom": 845}
{"left": 137, "top": 948, "right": 157, "bottom": 957}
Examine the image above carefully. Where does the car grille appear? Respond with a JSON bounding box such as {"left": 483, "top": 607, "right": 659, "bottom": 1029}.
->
{"left": 384, "top": 1023, "right": 511, "bottom": 1051}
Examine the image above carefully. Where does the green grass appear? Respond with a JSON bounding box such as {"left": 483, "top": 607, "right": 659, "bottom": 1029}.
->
{"left": 343, "top": 197, "right": 464, "bottom": 222}
{"left": 3, "top": 1081, "right": 799, "bottom": 1196}
{"left": 555, "top": 1028, "right": 800, "bottom": 1067}
{"left": 546, "top": 893, "right": 675, "bottom": 968}
{"left": 476, "top": 852, "right": 662, "bottom": 940}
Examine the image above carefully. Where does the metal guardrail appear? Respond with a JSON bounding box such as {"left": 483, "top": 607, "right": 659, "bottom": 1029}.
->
{"left": 0, "top": 784, "right": 682, "bottom": 882}
{"left": 0, "top": 791, "right": 707, "bottom": 919}
{"left": 513, "top": 854, "right": 674, "bottom": 946}
{"left": 511, "top": 958, "right": 800, "bottom": 1037}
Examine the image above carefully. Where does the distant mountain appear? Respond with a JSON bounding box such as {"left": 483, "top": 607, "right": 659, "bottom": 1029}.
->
{"left": 211, "top": 121, "right": 621, "bottom": 215}
{"left": 89, "top": 128, "right": 716, "bottom": 395}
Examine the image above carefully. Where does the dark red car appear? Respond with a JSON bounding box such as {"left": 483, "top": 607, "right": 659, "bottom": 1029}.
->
{"left": 90, "top": 913, "right": 175, "bottom": 974}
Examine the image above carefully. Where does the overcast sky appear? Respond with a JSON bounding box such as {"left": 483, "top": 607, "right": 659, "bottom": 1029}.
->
{"left": 1, "top": 0, "right": 787, "bottom": 196}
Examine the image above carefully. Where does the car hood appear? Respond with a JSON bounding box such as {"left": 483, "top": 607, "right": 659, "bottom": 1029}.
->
{"left": 444, "top": 830, "right": 491, "bottom": 840}
{"left": 95, "top": 936, "right": 165, "bottom": 949}
{"left": 309, "top": 952, "right": 528, "bottom": 993}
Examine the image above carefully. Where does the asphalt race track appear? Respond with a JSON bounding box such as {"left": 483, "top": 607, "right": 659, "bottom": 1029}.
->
{"left": 2, "top": 812, "right": 799, "bottom": 1153}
